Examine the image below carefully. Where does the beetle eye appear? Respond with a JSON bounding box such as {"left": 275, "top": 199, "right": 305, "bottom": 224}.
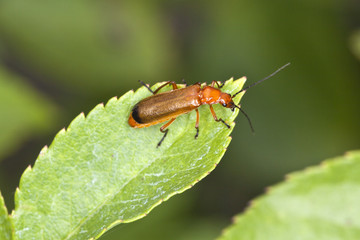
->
{"left": 222, "top": 103, "right": 227, "bottom": 107}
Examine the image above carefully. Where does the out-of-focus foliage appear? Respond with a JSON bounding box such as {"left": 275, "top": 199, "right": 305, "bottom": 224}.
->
{"left": 0, "top": 64, "right": 57, "bottom": 160}
{"left": 350, "top": 29, "right": 360, "bottom": 61}
{"left": 0, "top": 1, "right": 176, "bottom": 94}
{"left": 0, "top": 0, "right": 359, "bottom": 239}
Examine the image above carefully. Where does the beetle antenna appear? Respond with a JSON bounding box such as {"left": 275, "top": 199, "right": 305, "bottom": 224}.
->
{"left": 235, "top": 105, "right": 254, "bottom": 133}
{"left": 232, "top": 62, "right": 290, "bottom": 98}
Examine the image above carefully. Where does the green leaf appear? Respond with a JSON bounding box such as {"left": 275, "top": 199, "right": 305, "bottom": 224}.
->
{"left": 0, "top": 191, "right": 13, "bottom": 240}
{"left": 0, "top": 64, "right": 58, "bottom": 160}
{"left": 12, "top": 78, "right": 246, "bottom": 240}
{"left": 218, "top": 151, "right": 360, "bottom": 240}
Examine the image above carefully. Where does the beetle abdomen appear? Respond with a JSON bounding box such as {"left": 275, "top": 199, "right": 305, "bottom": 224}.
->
{"left": 129, "top": 84, "right": 201, "bottom": 128}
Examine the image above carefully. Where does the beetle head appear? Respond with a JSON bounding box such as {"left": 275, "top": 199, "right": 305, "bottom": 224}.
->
{"left": 219, "top": 93, "right": 236, "bottom": 110}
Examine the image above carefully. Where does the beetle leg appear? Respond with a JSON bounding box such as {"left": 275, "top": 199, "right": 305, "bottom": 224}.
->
{"left": 169, "top": 82, "right": 178, "bottom": 90}
{"left": 138, "top": 80, "right": 154, "bottom": 94}
{"left": 209, "top": 105, "right": 230, "bottom": 129}
{"left": 153, "top": 81, "right": 178, "bottom": 94}
{"left": 210, "top": 80, "right": 224, "bottom": 88}
{"left": 157, "top": 118, "right": 177, "bottom": 147}
{"left": 195, "top": 109, "right": 200, "bottom": 139}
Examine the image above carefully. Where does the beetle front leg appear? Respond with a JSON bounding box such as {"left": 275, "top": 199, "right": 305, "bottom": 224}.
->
{"left": 209, "top": 105, "right": 230, "bottom": 129}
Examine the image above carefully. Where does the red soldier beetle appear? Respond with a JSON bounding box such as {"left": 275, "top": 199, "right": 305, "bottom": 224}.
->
{"left": 128, "top": 63, "right": 290, "bottom": 147}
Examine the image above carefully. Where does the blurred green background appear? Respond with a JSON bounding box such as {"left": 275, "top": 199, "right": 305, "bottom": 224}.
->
{"left": 0, "top": 0, "right": 359, "bottom": 239}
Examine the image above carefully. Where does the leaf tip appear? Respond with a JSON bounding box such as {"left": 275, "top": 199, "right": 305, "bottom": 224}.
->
{"left": 238, "top": 76, "right": 247, "bottom": 81}
{"left": 106, "top": 96, "right": 119, "bottom": 107}
{"left": 14, "top": 187, "right": 21, "bottom": 210}
{"left": 39, "top": 145, "right": 48, "bottom": 156}
{"left": 59, "top": 127, "right": 66, "bottom": 135}
{"left": 232, "top": 76, "right": 247, "bottom": 88}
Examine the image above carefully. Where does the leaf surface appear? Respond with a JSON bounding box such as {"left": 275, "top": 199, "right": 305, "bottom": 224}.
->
{"left": 12, "top": 78, "right": 246, "bottom": 240}
{"left": 219, "top": 151, "right": 360, "bottom": 240}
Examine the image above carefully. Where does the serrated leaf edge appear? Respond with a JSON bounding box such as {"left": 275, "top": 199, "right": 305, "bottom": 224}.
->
{"left": 218, "top": 150, "right": 360, "bottom": 239}
{"left": 12, "top": 78, "right": 246, "bottom": 240}
{"left": 0, "top": 191, "right": 14, "bottom": 239}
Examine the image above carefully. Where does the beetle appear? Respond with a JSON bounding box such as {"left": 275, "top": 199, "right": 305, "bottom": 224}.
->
{"left": 128, "top": 63, "right": 290, "bottom": 147}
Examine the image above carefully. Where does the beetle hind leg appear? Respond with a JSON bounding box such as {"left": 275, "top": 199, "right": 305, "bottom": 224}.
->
{"left": 153, "top": 81, "right": 178, "bottom": 94}
{"left": 211, "top": 80, "right": 225, "bottom": 89}
{"left": 138, "top": 80, "right": 179, "bottom": 96}
{"left": 138, "top": 80, "right": 154, "bottom": 94}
